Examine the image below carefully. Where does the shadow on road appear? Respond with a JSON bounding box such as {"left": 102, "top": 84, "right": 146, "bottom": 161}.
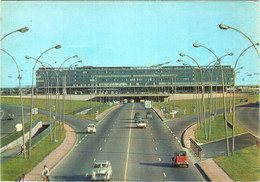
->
{"left": 139, "top": 162, "right": 173, "bottom": 168}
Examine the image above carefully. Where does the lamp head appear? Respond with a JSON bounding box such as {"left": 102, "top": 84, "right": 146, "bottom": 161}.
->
{"left": 73, "top": 55, "right": 78, "bottom": 58}
{"left": 78, "top": 60, "right": 82, "bottom": 63}
{"left": 54, "top": 45, "right": 62, "bottom": 49}
{"left": 25, "top": 56, "right": 31, "bottom": 59}
{"left": 179, "top": 53, "right": 185, "bottom": 57}
{"left": 183, "top": 63, "right": 187, "bottom": 66}
{"left": 228, "top": 53, "right": 234, "bottom": 56}
{"left": 74, "top": 64, "right": 79, "bottom": 67}
{"left": 256, "top": 43, "right": 259, "bottom": 46}
{"left": 193, "top": 43, "right": 200, "bottom": 48}
{"left": 177, "top": 59, "right": 183, "bottom": 62}
{"left": 18, "top": 27, "right": 29, "bottom": 33}
{"left": 219, "top": 24, "right": 229, "bottom": 30}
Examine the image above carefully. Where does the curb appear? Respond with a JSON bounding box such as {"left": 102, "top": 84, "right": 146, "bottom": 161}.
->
{"left": 25, "top": 123, "right": 77, "bottom": 181}
{"left": 49, "top": 122, "right": 78, "bottom": 175}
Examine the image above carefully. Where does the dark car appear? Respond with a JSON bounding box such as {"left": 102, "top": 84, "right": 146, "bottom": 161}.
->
{"left": 7, "top": 113, "right": 14, "bottom": 120}
{"left": 134, "top": 115, "right": 142, "bottom": 123}
{"left": 134, "top": 113, "right": 140, "bottom": 119}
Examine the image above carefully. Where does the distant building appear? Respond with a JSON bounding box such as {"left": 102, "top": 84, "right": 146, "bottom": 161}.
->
{"left": 35, "top": 65, "right": 234, "bottom": 94}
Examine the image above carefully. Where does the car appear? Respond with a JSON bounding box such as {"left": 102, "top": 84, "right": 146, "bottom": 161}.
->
{"left": 146, "top": 112, "right": 152, "bottom": 119}
{"left": 134, "top": 115, "right": 142, "bottom": 123}
{"left": 137, "top": 120, "right": 147, "bottom": 128}
{"left": 87, "top": 124, "right": 96, "bottom": 133}
{"left": 134, "top": 112, "right": 140, "bottom": 119}
{"left": 91, "top": 160, "right": 112, "bottom": 181}
{"left": 172, "top": 151, "right": 189, "bottom": 168}
{"left": 7, "top": 113, "right": 14, "bottom": 120}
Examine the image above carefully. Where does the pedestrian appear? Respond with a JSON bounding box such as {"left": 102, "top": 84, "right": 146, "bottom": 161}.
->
{"left": 42, "top": 165, "right": 49, "bottom": 181}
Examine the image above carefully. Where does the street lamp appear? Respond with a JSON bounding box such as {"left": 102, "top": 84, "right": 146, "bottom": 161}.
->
{"left": 1, "top": 27, "right": 29, "bottom": 41}
{"left": 219, "top": 24, "right": 260, "bottom": 57}
{"left": 1, "top": 49, "right": 26, "bottom": 159}
{"left": 231, "top": 43, "right": 259, "bottom": 155}
{"left": 178, "top": 55, "right": 207, "bottom": 140}
{"left": 193, "top": 43, "right": 233, "bottom": 156}
{"left": 25, "top": 44, "right": 61, "bottom": 159}
{"left": 181, "top": 62, "right": 200, "bottom": 129}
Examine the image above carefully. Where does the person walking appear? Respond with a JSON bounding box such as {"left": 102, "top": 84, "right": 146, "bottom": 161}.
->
{"left": 41, "top": 165, "right": 49, "bottom": 181}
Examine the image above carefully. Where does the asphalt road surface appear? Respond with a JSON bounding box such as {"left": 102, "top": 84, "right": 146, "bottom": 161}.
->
{"left": 236, "top": 103, "right": 260, "bottom": 137}
{"left": 50, "top": 103, "right": 205, "bottom": 181}
{"left": 0, "top": 104, "right": 30, "bottom": 138}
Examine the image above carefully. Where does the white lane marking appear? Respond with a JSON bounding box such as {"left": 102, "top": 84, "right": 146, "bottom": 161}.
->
{"left": 85, "top": 134, "right": 88, "bottom": 137}
{"left": 175, "top": 137, "right": 178, "bottom": 140}
{"left": 108, "top": 134, "right": 110, "bottom": 136}
{"left": 153, "top": 139, "right": 155, "bottom": 142}
{"left": 158, "top": 158, "right": 161, "bottom": 161}
{"left": 151, "top": 133, "right": 153, "bottom": 136}
{"left": 173, "top": 134, "right": 175, "bottom": 136}
{"left": 178, "top": 140, "right": 181, "bottom": 143}
{"left": 82, "top": 137, "right": 85, "bottom": 140}
{"left": 170, "top": 131, "right": 173, "bottom": 134}
{"left": 163, "top": 172, "right": 167, "bottom": 178}
{"left": 111, "top": 129, "right": 112, "bottom": 131}
{"left": 168, "top": 129, "right": 171, "bottom": 131}
{"left": 155, "top": 147, "right": 158, "bottom": 151}
{"left": 104, "top": 139, "right": 106, "bottom": 142}
{"left": 93, "top": 158, "right": 96, "bottom": 161}
{"left": 75, "top": 144, "right": 78, "bottom": 147}
{"left": 99, "top": 148, "right": 102, "bottom": 151}
{"left": 79, "top": 140, "right": 82, "bottom": 144}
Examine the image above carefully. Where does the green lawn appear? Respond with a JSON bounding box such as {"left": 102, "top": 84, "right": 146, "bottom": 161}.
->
{"left": 0, "top": 96, "right": 113, "bottom": 120}
{"left": 153, "top": 94, "right": 259, "bottom": 119}
{"left": 0, "top": 124, "right": 66, "bottom": 181}
{"left": 195, "top": 113, "right": 248, "bottom": 143}
{"left": 214, "top": 145, "right": 260, "bottom": 181}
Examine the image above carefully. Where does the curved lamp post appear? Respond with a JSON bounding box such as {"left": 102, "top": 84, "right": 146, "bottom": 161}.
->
{"left": 1, "top": 27, "right": 29, "bottom": 41}
{"left": 181, "top": 61, "right": 200, "bottom": 129}
{"left": 193, "top": 43, "right": 233, "bottom": 156}
{"left": 178, "top": 54, "right": 207, "bottom": 140}
{"left": 231, "top": 43, "right": 259, "bottom": 155}
{"left": 1, "top": 49, "right": 26, "bottom": 159}
{"left": 219, "top": 24, "right": 260, "bottom": 58}
{"left": 25, "top": 44, "right": 61, "bottom": 159}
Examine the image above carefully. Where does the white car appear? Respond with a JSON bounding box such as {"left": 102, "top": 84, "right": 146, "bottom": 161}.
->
{"left": 91, "top": 160, "right": 112, "bottom": 181}
{"left": 137, "top": 120, "right": 147, "bottom": 128}
{"left": 87, "top": 124, "right": 96, "bottom": 133}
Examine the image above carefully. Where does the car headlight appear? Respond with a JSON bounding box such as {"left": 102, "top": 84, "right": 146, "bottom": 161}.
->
{"left": 92, "top": 172, "right": 96, "bottom": 177}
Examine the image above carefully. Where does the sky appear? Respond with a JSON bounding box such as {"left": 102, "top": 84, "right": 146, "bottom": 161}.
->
{"left": 1, "top": 1, "right": 259, "bottom": 87}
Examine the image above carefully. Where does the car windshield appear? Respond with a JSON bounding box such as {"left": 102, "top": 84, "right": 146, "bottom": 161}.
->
{"left": 139, "top": 121, "right": 145, "bottom": 123}
{"left": 93, "top": 164, "right": 108, "bottom": 168}
{"left": 88, "top": 125, "right": 95, "bottom": 128}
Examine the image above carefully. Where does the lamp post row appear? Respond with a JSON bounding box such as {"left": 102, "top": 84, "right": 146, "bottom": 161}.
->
{"left": 2, "top": 23, "right": 259, "bottom": 159}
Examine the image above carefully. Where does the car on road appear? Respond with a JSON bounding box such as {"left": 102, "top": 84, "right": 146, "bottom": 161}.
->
{"left": 91, "top": 160, "right": 112, "bottom": 181}
{"left": 137, "top": 120, "right": 147, "bottom": 128}
{"left": 134, "top": 115, "right": 142, "bottom": 123}
{"left": 7, "top": 113, "right": 14, "bottom": 120}
{"left": 146, "top": 112, "right": 152, "bottom": 119}
{"left": 172, "top": 151, "right": 189, "bottom": 168}
{"left": 87, "top": 124, "right": 96, "bottom": 133}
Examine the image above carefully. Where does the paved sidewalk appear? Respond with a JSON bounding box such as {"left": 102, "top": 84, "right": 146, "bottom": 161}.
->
{"left": 183, "top": 124, "right": 233, "bottom": 181}
{"left": 198, "top": 158, "right": 233, "bottom": 182}
{"left": 25, "top": 124, "right": 76, "bottom": 181}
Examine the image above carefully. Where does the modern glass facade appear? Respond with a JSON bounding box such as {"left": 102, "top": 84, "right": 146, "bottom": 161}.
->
{"left": 35, "top": 65, "right": 234, "bottom": 94}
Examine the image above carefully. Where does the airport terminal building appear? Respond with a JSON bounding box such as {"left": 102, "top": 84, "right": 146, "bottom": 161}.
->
{"left": 35, "top": 65, "right": 234, "bottom": 94}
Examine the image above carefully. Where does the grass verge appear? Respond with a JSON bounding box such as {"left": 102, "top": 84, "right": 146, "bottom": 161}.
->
{"left": 214, "top": 145, "right": 260, "bottom": 181}
{"left": 195, "top": 112, "right": 248, "bottom": 143}
{"left": 0, "top": 124, "right": 66, "bottom": 181}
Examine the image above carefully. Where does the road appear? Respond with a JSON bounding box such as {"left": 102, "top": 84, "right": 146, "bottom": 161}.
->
{"left": 0, "top": 104, "right": 30, "bottom": 138}
{"left": 236, "top": 103, "right": 260, "bottom": 137}
{"left": 50, "top": 103, "right": 205, "bottom": 181}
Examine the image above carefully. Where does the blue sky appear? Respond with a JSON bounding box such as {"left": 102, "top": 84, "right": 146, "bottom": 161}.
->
{"left": 1, "top": 1, "right": 259, "bottom": 87}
